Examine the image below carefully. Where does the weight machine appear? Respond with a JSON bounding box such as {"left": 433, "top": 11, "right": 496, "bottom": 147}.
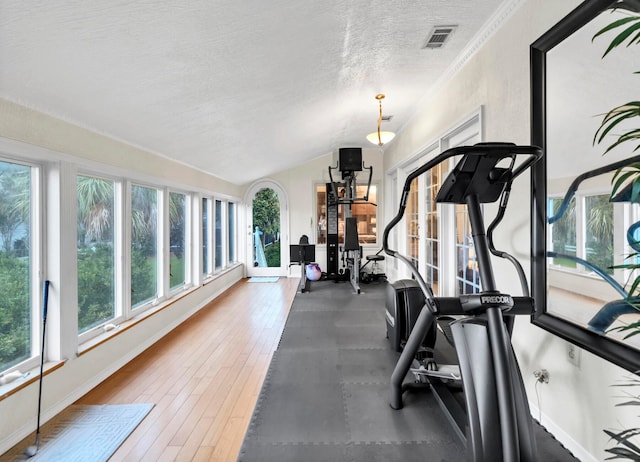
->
{"left": 326, "top": 147, "right": 373, "bottom": 294}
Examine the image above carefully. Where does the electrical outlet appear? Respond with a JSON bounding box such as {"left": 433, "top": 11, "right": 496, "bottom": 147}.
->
{"left": 567, "top": 343, "right": 581, "bottom": 367}
{"left": 533, "top": 369, "right": 550, "bottom": 383}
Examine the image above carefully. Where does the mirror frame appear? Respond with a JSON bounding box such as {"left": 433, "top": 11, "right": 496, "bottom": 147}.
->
{"left": 531, "top": 0, "right": 640, "bottom": 373}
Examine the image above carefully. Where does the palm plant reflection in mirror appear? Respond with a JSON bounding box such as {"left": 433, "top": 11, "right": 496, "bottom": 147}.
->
{"left": 593, "top": 1, "right": 640, "bottom": 342}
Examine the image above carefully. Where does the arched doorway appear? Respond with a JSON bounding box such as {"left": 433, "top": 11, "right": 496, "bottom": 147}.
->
{"left": 245, "top": 180, "right": 289, "bottom": 277}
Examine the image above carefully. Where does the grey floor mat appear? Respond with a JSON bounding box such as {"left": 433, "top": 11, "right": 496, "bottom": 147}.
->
{"left": 343, "top": 381, "right": 462, "bottom": 443}
{"left": 238, "top": 279, "right": 578, "bottom": 462}
{"left": 248, "top": 382, "right": 350, "bottom": 444}
{"left": 267, "top": 349, "right": 341, "bottom": 385}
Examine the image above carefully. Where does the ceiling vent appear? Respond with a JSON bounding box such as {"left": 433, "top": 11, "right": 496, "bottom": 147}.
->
{"left": 423, "top": 25, "right": 457, "bottom": 49}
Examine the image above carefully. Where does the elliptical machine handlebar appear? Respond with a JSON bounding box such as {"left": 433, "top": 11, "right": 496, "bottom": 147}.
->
{"left": 382, "top": 143, "right": 542, "bottom": 301}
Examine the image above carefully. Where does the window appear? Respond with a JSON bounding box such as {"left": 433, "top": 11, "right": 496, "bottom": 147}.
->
{"left": 406, "top": 178, "right": 419, "bottom": 269}
{"left": 387, "top": 113, "right": 480, "bottom": 289}
{"left": 215, "top": 199, "right": 223, "bottom": 270}
{"left": 169, "top": 192, "right": 187, "bottom": 289}
{"left": 584, "top": 194, "right": 614, "bottom": 274}
{"left": 77, "top": 175, "right": 116, "bottom": 333}
{"left": 424, "top": 161, "right": 449, "bottom": 293}
{"left": 549, "top": 193, "right": 614, "bottom": 276}
{"left": 131, "top": 184, "right": 158, "bottom": 308}
{"left": 549, "top": 196, "right": 577, "bottom": 269}
{"left": 0, "top": 160, "right": 34, "bottom": 373}
{"left": 202, "top": 197, "right": 211, "bottom": 276}
{"left": 455, "top": 204, "right": 480, "bottom": 294}
{"left": 315, "top": 184, "right": 378, "bottom": 245}
{"left": 1, "top": 147, "right": 241, "bottom": 373}
{"left": 228, "top": 202, "right": 236, "bottom": 264}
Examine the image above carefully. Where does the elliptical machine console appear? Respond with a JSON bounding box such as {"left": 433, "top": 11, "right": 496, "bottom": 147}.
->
{"left": 383, "top": 142, "right": 542, "bottom": 462}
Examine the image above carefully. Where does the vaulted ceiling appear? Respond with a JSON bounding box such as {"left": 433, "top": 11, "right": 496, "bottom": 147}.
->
{"left": 1, "top": 0, "right": 511, "bottom": 184}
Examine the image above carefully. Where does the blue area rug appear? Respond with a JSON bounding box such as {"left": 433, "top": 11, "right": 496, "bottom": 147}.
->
{"left": 4, "top": 403, "right": 153, "bottom": 462}
{"left": 248, "top": 277, "right": 279, "bottom": 283}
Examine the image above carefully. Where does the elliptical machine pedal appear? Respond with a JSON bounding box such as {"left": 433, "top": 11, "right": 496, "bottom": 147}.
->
{"left": 411, "top": 363, "right": 462, "bottom": 384}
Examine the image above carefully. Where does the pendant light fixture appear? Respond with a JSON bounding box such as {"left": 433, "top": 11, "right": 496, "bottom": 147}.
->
{"left": 366, "top": 93, "right": 395, "bottom": 146}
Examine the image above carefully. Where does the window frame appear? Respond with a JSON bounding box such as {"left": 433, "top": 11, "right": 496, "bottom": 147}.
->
{"left": 0, "top": 140, "right": 242, "bottom": 375}
{"left": 0, "top": 155, "right": 43, "bottom": 375}
{"left": 75, "top": 178, "right": 200, "bottom": 344}
{"left": 75, "top": 172, "right": 123, "bottom": 343}
{"left": 214, "top": 198, "right": 225, "bottom": 272}
{"left": 128, "top": 182, "right": 162, "bottom": 311}
{"left": 227, "top": 201, "right": 237, "bottom": 265}
{"left": 168, "top": 189, "right": 191, "bottom": 294}
{"left": 201, "top": 196, "right": 213, "bottom": 278}
{"left": 548, "top": 190, "right": 618, "bottom": 276}
{"left": 388, "top": 111, "right": 481, "bottom": 294}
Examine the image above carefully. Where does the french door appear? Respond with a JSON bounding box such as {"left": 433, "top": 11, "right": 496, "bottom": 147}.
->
{"left": 397, "top": 113, "right": 482, "bottom": 296}
{"left": 245, "top": 181, "right": 289, "bottom": 277}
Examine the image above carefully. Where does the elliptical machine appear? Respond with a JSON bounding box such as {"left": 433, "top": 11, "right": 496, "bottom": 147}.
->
{"left": 383, "top": 143, "right": 543, "bottom": 462}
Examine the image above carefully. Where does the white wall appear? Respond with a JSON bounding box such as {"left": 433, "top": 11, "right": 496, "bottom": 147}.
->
{"left": 0, "top": 97, "right": 246, "bottom": 454}
{"left": 383, "top": 0, "right": 637, "bottom": 460}
{"left": 0, "top": 98, "right": 244, "bottom": 197}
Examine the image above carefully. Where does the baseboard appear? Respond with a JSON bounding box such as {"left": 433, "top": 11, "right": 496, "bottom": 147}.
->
{"left": 529, "top": 401, "right": 599, "bottom": 462}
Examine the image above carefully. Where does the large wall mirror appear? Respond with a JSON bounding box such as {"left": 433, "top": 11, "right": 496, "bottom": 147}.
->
{"left": 531, "top": 0, "right": 640, "bottom": 373}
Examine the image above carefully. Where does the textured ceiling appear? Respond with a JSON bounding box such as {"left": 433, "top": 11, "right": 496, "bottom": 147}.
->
{"left": 1, "top": 0, "right": 509, "bottom": 185}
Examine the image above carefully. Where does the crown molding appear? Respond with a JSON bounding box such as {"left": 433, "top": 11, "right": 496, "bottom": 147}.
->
{"left": 401, "top": 0, "right": 526, "bottom": 132}
{"left": 445, "top": 0, "right": 526, "bottom": 82}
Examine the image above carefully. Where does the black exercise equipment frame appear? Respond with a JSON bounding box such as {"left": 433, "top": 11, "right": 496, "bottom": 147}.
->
{"left": 325, "top": 152, "right": 375, "bottom": 293}
{"left": 383, "top": 142, "right": 543, "bottom": 462}
{"left": 290, "top": 242, "right": 316, "bottom": 293}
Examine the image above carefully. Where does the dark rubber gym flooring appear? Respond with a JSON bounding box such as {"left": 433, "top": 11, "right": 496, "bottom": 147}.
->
{"left": 237, "top": 279, "right": 578, "bottom": 462}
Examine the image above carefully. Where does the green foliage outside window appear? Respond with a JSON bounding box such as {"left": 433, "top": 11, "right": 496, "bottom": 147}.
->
{"left": 253, "top": 188, "right": 280, "bottom": 240}
{"left": 550, "top": 197, "right": 577, "bottom": 269}
{"left": 131, "top": 185, "right": 157, "bottom": 307}
{"left": 253, "top": 188, "right": 280, "bottom": 267}
{"left": 169, "top": 192, "right": 186, "bottom": 288}
{"left": 585, "top": 194, "right": 614, "bottom": 275}
{"left": 77, "top": 244, "right": 114, "bottom": 333}
{"left": 265, "top": 241, "right": 281, "bottom": 267}
{"left": 77, "top": 176, "right": 115, "bottom": 332}
{"left": 0, "top": 254, "right": 30, "bottom": 369}
{"left": 0, "top": 162, "right": 32, "bottom": 370}
{"left": 0, "top": 161, "right": 31, "bottom": 372}
{"left": 131, "top": 245, "right": 157, "bottom": 307}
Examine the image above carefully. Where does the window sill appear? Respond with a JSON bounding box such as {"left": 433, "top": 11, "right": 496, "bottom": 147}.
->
{"left": 0, "top": 360, "right": 65, "bottom": 402}
{"left": 0, "top": 264, "right": 244, "bottom": 402}
{"left": 548, "top": 265, "right": 613, "bottom": 281}
{"left": 77, "top": 285, "right": 199, "bottom": 357}
{"left": 201, "top": 262, "right": 242, "bottom": 284}
{"left": 78, "top": 263, "right": 242, "bottom": 356}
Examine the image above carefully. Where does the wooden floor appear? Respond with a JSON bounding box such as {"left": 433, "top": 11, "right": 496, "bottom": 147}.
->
{"left": 76, "top": 277, "right": 297, "bottom": 462}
